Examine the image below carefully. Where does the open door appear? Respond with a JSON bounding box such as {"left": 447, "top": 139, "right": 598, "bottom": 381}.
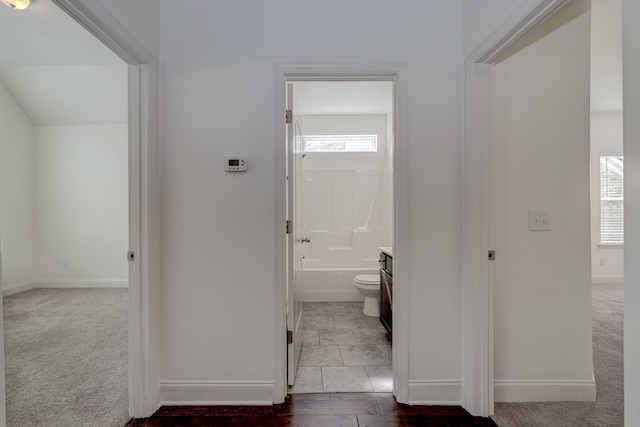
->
{"left": 490, "top": 9, "right": 593, "bottom": 403}
{"left": 286, "top": 83, "right": 305, "bottom": 386}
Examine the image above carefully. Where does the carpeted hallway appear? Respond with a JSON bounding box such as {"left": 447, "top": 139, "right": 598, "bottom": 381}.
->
{"left": 492, "top": 282, "right": 623, "bottom": 426}
{"left": 3, "top": 288, "right": 129, "bottom": 427}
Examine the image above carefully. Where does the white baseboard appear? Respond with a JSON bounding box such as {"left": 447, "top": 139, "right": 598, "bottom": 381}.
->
{"left": 301, "top": 290, "right": 364, "bottom": 302}
{"left": 3, "top": 280, "right": 128, "bottom": 296}
{"left": 591, "top": 275, "right": 624, "bottom": 284}
{"left": 2, "top": 281, "right": 37, "bottom": 296}
{"left": 158, "top": 381, "right": 274, "bottom": 406}
{"left": 494, "top": 376, "right": 596, "bottom": 402}
{"left": 33, "top": 279, "right": 129, "bottom": 289}
{"left": 408, "top": 380, "right": 462, "bottom": 405}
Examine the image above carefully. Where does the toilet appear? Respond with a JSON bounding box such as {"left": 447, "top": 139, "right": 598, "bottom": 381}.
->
{"left": 353, "top": 274, "right": 380, "bottom": 317}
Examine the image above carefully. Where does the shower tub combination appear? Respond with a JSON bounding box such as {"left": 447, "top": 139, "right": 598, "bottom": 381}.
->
{"left": 300, "top": 228, "right": 383, "bottom": 302}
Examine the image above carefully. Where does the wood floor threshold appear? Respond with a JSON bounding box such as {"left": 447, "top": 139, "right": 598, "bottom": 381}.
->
{"left": 126, "top": 393, "right": 498, "bottom": 426}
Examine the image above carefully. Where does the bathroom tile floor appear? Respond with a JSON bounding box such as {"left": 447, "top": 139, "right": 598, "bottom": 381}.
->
{"left": 290, "top": 301, "right": 392, "bottom": 394}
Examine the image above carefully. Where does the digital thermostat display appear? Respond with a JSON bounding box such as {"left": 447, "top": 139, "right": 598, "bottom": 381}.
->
{"left": 224, "top": 156, "right": 248, "bottom": 172}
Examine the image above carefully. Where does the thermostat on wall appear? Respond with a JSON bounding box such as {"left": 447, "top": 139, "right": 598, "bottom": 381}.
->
{"left": 224, "top": 156, "right": 248, "bottom": 172}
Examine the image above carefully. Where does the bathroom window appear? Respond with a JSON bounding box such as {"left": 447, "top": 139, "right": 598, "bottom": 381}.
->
{"left": 600, "top": 155, "right": 624, "bottom": 245}
{"left": 304, "top": 135, "right": 377, "bottom": 153}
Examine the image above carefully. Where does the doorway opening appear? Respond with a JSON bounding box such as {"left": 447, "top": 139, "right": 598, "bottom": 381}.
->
{"left": 0, "top": 0, "right": 157, "bottom": 423}
{"left": 0, "top": 1, "right": 129, "bottom": 424}
{"left": 285, "top": 79, "right": 396, "bottom": 394}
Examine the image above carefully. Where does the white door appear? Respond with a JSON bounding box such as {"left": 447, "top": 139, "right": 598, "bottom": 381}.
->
{"left": 490, "top": 10, "right": 593, "bottom": 401}
{"left": 287, "top": 83, "right": 305, "bottom": 386}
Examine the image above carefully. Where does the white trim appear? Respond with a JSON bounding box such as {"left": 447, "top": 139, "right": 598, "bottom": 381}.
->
{"left": 2, "top": 281, "right": 36, "bottom": 296}
{"left": 274, "top": 63, "right": 409, "bottom": 405}
{"left": 50, "top": 0, "right": 153, "bottom": 65}
{"left": 159, "top": 381, "right": 274, "bottom": 406}
{"left": 34, "top": 280, "right": 128, "bottom": 288}
{"left": 463, "top": 0, "right": 572, "bottom": 418}
{"left": 494, "top": 377, "right": 596, "bottom": 402}
{"left": 462, "top": 60, "right": 493, "bottom": 417}
{"left": 592, "top": 275, "right": 624, "bottom": 284}
{"left": 468, "top": 0, "right": 573, "bottom": 64}
{"left": 46, "top": 0, "right": 158, "bottom": 419}
{"left": 3, "top": 280, "right": 129, "bottom": 296}
{"left": 408, "top": 380, "right": 463, "bottom": 406}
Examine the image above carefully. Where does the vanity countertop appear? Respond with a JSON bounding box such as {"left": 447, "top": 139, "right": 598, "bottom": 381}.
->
{"left": 378, "top": 246, "right": 393, "bottom": 257}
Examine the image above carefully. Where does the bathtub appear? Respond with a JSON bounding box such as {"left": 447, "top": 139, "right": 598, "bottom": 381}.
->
{"left": 301, "top": 266, "right": 380, "bottom": 302}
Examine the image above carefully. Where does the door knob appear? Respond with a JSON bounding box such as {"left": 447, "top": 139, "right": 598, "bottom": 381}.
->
{"left": 301, "top": 237, "right": 311, "bottom": 243}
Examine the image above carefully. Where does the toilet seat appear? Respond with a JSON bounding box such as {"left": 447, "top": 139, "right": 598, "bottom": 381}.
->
{"left": 354, "top": 274, "right": 379, "bottom": 285}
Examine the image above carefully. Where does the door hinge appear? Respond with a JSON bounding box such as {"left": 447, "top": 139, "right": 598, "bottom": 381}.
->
{"left": 127, "top": 251, "right": 135, "bottom": 262}
{"left": 285, "top": 109, "right": 292, "bottom": 124}
{"left": 488, "top": 250, "right": 495, "bottom": 261}
{"left": 286, "top": 220, "right": 293, "bottom": 234}
{"left": 287, "top": 330, "right": 293, "bottom": 344}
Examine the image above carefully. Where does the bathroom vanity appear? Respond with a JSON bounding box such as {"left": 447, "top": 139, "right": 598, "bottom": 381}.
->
{"left": 378, "top": 247, "right": 393, "bottom": 338}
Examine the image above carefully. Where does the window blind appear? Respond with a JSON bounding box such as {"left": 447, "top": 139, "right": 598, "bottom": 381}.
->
{"left": 600, "top": 155, "right": 624, "bottom": 244}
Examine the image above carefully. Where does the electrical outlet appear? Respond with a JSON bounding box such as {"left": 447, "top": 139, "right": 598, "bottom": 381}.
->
{"left": 528, "top": 211, "right": 551, "bottom": 231}
{"left": 62, "top": 261, "right": 70, "bottom": 271}
{"left": 600, "top": 257, "right": 606, "bottom": 266}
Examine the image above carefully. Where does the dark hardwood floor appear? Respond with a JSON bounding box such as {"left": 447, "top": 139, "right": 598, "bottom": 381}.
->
{"left": 126, "top": 393, "right": 498, "bottom": 426}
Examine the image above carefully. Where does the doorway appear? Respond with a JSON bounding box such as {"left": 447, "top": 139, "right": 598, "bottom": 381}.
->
{"left": 284, "top": 78, "right": 396, "bottom": 394}
{"left": 0, "top": 0, "right": 156, "bottom": 424}
{"left": 0, "top": 1, "right": 129, "bottom": 424}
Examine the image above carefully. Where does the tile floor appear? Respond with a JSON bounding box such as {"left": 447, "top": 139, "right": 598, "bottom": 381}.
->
{"left": 290, "top": 301, "right": 392, "bottom": 394}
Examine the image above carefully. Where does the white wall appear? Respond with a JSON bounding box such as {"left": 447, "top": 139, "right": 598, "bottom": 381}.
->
{"left": 91, "top": 0, "right": 160, "bottom": 59}
{"left": 34, "top": 125, "right": 128, "bottom": 286}
{"left": 0, "top": 81, "right": 35, "bottom": 291}
{"left": 88, "top": 0, "right": 640, "bottom": 419}
{"left": 622, "top": 1, "right": 640, "bottom": 424}
{"left": 157, "top": 0, "right": 463, "bottom": 402}
{"left": 492, "top": 11, "right": 594, "bottom": 401}
{"left": 590, "top": 113, "right": 624, "bottom": 282}
{"left": 591, "top": 0, "right": 623, "bottom": 113}
{"left": 590, "top": 0, "right": 623, "bottom": 283}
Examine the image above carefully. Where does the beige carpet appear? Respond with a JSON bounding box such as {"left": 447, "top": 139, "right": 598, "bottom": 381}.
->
{"left": 492, "top": 282, "right": 623, "bottom": 427}
{"left": 3, "top": 288, "right": 129, "bottom": 427}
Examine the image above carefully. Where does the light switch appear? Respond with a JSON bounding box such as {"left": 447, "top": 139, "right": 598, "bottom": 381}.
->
{"left": 528, "top": 211, "right": 551, "bottom": 231}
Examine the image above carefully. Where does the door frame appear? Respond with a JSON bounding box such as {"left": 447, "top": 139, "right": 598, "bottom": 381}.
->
{"left": 462, "top": 0, "right": 572, "bottom": 417}
{"left": 273, "top": 63, "right": 408, "bottom": 403}
{"left": 0, "top": 0, "right": 159, "bottom": 421}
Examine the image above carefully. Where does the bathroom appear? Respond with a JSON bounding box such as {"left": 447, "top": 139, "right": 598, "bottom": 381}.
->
{"left": 289, "top": 81, "right": 394, "bottom": 393}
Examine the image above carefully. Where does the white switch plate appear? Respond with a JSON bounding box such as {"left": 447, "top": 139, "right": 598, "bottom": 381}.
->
{"left": 528, "top": 211, "right": 551, "bottom": 231}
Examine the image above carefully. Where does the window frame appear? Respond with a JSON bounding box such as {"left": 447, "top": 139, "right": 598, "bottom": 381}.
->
{"left": 599, "top": 154, "right": 624, "bottom": 246}
{"left": 302, "top": 134, "right": 378, "bottom": 153}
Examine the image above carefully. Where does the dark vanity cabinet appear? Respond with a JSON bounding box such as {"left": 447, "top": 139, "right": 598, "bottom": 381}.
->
{"left": 379, "top": 250, "right": 392, "bottom": 338}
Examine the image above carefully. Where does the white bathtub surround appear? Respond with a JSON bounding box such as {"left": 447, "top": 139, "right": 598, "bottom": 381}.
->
{"left": 298, "top": 114, "right": 393, "bottom": 306}
{"left": 302, "top": 268, "right": 378, "bottom": 302}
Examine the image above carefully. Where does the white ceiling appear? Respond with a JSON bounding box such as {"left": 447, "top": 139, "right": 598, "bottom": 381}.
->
{"left": 0, "top": 0, "right": 127, "bottom": 126}
{"left": 0, "top": 1, "right": 618, "bottom": 124}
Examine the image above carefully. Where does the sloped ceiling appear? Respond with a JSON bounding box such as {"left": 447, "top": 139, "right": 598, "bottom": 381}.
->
{"left": 0, "top": 0, "right": 127, "bottom": 126}
{"left": 591, "top": 0, "right": 622, "bottom": 113}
